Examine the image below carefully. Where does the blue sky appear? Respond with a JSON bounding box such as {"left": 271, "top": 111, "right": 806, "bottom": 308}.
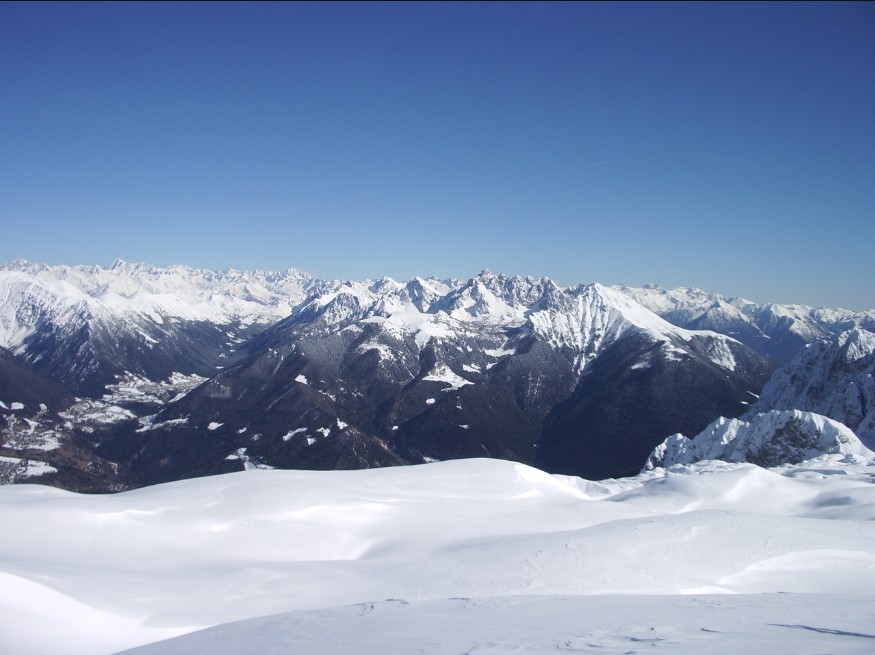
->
{"left": 2, "top": 2, "right": 873, "bottom": 309}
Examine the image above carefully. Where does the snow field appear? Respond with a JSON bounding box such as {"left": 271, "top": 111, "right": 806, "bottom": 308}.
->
{"left": 117, "top": 594, "right": 875, "bottom": 655}
{"left": 1, "top": 456, "right": 874, "bottom": 654}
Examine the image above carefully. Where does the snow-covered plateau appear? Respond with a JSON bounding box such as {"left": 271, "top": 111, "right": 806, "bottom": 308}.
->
{"left": 2, "top": 456, "right": 874, "bottom": 655}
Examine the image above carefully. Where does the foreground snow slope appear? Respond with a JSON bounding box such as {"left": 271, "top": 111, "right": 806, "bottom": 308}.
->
{"left": 1, "top": 457, "right": 874, "bottom": 655}
{"left": 118, "top": 594, "right": 875, "bottom": 655}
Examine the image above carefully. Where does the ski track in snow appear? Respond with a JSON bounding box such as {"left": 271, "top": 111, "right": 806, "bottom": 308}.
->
{"left": 0, "top": 456, "right": 874, "bottom": 655}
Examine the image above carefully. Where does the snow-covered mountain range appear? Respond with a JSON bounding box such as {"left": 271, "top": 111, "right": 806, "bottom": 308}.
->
{"left": 1, "top": 260, "right": 872, "bottom": 490}
{"left": 618, "top": 283, "right": 875, "bottom": 364}
{"left": 3, "top": 262, "right": 875, "bottom": 655}
{"left": 0, "top": 259, "right": 315, "bottom": 395}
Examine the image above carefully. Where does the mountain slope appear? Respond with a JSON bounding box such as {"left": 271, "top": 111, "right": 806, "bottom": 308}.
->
{"left": 0, "top": 260, "right": 316, "bottom": 395}
{"left": 115, "top": 271, "right": 774, "bottom": 485}
{"left": 617, "top": 284, "right": 875, "bottom": 364}
{"left": 0, "top": 347, "right": 125, "bottom": 490}
{"left": 14, "top": 262, "right": 869, "bottom": 487}
{"left": 745, "top": 328, "right": 875, "bottom": 441}
{"left": 537, "top": 328, "right": 770, "bottom": 479}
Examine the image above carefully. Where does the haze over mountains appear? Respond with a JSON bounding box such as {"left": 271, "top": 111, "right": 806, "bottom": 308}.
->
{"left": 2, "top": 260, "right": 873, "bottom": 491}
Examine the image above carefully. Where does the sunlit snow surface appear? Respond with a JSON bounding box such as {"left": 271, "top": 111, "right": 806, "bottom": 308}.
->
{"left": 1, "top": 457, "right": 874, "bottom": 655}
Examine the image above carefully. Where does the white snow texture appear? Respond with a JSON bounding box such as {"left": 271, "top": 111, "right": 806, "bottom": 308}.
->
{"left": 1, "top": 457, "right": 874, "bottom": 655}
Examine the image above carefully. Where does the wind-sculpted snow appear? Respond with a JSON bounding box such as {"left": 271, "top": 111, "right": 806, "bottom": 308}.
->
{"left": 1, "top": 457, "right": 874, "bottom": 654}
{"left": 646, "top": 409, "right": 874, "bottom": 469}
{"left": 116, "top": 594, "right": 875, "bottom": 655}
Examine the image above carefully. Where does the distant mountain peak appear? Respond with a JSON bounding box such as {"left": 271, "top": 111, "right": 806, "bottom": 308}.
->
{"left": 620, "top": 283, "right": 875, "bottom": 364}
{"left": 837, "top": 327, "right": 875, "bottom": 364}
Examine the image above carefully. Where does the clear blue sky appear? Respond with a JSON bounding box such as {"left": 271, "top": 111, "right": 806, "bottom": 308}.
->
{"left": 2, "top": 2, "right": 873, "bottom": 309}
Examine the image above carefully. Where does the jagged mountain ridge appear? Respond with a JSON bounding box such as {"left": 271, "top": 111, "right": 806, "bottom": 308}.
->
{"left": 2, "top": 259, "right": 866, "bottom": 389}
{"left": 0, "top": 260, "right": 317, "bottom": 395}
{"left": 106, "top": 270, "right": 773, "bottom": 485}
{"left": 746, "top": 328, "right": 875, "bottom": 440}
{"left": 645, "top": 409, "right": 874, "bottom": 470}
{"left": 617, "top": 283, "right": 875, "bottom": 364}
{"left": 12, "top": 261, "right": 875, "bottom": 488}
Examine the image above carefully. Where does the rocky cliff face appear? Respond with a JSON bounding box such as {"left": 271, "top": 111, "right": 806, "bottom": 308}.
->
{"left": 645, "top": 409, "right": 873, "bottom": 470}
{"left": 745, "top": 328, "right": 875, "bottom": 441}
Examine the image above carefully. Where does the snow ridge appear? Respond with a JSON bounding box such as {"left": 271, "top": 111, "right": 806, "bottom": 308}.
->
{"left": 646, "top": 409, "right": 874, "bottom": 470}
